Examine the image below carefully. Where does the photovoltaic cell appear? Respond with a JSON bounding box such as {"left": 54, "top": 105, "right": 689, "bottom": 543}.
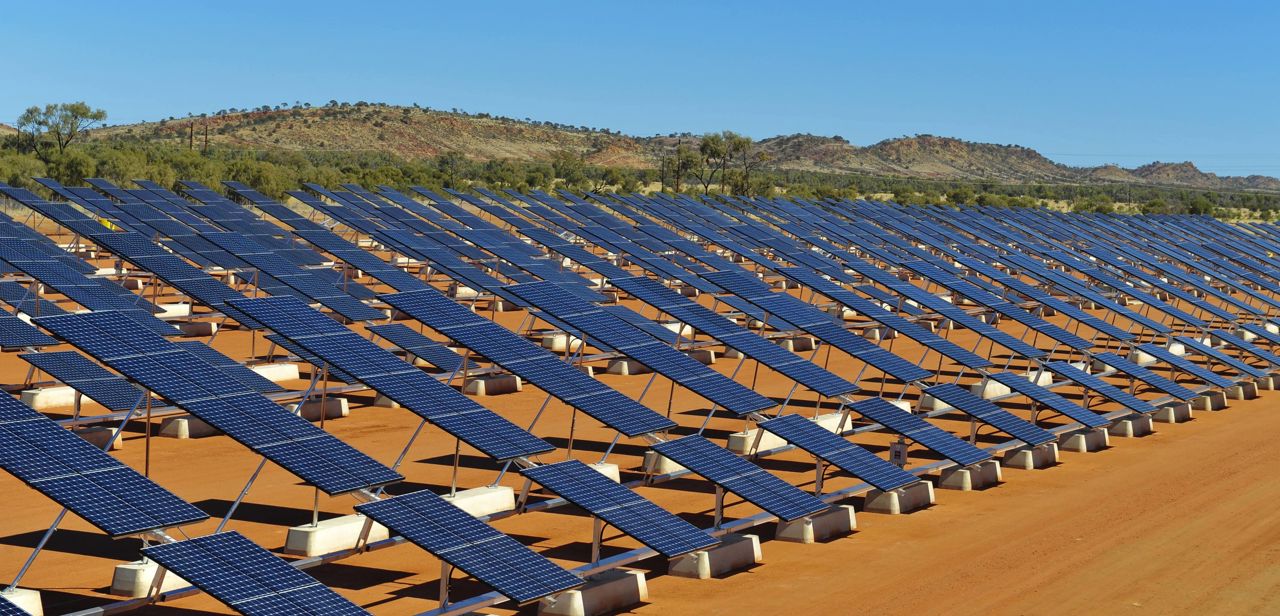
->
{"left": 0, "top": 314, "right": 56, "bottom": 349}
{"left": 650, "top": 435, "right": 829, "bottom": 521}
{"left": 142, "top": 531, "right": 368, "bottom": 616}
{"left": 1174, "top": 336, "right": 1268, "bottom": 378}
{"left": 20, "top": 351, "right": 145, "bottom": 411}
{"left": 264, "top": 334, "right": 358, "bottom": 384}
{"left": 176, "top": 342, "right": 284, "bottom": 394}
{"left": 850, "top": 397, "right": 991, "bottom": 466}
{"left": 986, "top": 372, "right": 1109, "bottom": 428}
{"left": 921, "top": 384, "right": 1056, "bottom": 445}
{"left": 367, "top": 323, "right": 477, "bottom": 373}
{"left": 355, "top": 489, "right": 582, "bottom": 603}
{"left": 1136, "top": 343, "right": 1235, "bottom": 388}
{"left": 0, "top": 394, "right": 208, "bottom": 536}
{"left": 521, "top": 460, "right": 718, "bottom": 558}
{"left": 758, "top": 414, "right": 919, "bottom": 491}
{"left": 1092, "top": 352, "right": 1198, "bottom": 401}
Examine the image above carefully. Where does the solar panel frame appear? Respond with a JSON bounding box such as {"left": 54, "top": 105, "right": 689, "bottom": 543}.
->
{"left": 19, "top": 351, "right": 145, "bottom": 411}
{"left": 921, "top": 384, "right": 1056, "bottom": 445}
{"left": 758, "top": 414, "right": 919, "bottom": 491}
{"left": 1043, "top": 361, "right": 1156, "bottom": 414}
{"left": 850, "top": 397, "right": 992, "bottom": 466}
{"left": 986, "top": 372, "right": 1109, "bottom": 428}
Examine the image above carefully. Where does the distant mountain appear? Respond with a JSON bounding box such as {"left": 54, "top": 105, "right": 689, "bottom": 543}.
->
{"left": 0, "top": 123, "right": 17, "bottom": 136}
{"left": 86, "top": 105, "right": 1279, "bottom": 193}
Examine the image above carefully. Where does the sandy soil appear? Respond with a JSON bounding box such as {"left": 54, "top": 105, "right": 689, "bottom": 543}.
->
{"left": 1, "top": 248, "right": 1277, "bottom": 615}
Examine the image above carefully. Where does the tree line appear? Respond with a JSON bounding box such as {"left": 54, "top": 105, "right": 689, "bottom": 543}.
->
{"left": 3, "top": 102, "right": 1278, "bottom": 219}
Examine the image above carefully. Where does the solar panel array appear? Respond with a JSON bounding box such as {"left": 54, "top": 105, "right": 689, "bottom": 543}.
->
{"left": 367, "top": 322, "right": 476, "bottom": 373}
{"left": 227, "top": 295, "right": 554, "bottom": 460}
{"left": 651, "top": 435, "right": 830, "bottom": 521}
{"left": 355, "top": 489, "right": 583, "bottom": 603}
{"left": 19, "top": 350, "right": 144, "bottom": 411}
{"left": 921, "top": 384, "right": 1056, "bottom": 446}
{"left": 142, "top": 531, "right": 369, "bottom": 616}
{"left": 1043, "top": 362, "right": 1156, "bottom": 414}
{"left": 758, "top": 414, "right": 919, "bottom": 491}
{"left": 850, "top": 397, "right": 991, "bottom": 466}
{"left": 0, "top": 392, "right": 208, "bottom": 536}
{"left": 35, "top": 310, "right": 402, "bottom": 494}
{"left": 520, "top": 460, "right": 719, "bottom": 557}
{"left": 986, "top": 372, "right": 1109, "bottom": 428}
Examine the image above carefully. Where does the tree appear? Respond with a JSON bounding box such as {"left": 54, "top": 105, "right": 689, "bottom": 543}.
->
{"left": 16, "top": 102, "right": 107, "bottom": 163}
{"left": 436, "top": 151, "right": 467, "bottom": 188}
{"left": 691, "top": 133, "right": 729, "bottom": 194}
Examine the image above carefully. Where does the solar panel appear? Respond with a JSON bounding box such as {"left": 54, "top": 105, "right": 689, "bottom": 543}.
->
{"left": 367, "top": 323, "right": 477, "bottom": 373}
{"left": 19, "top": 351, "right": 145, "bottom": 411}
{"left": 850, "top": 397, "right": 991, "bottom": 466}
{"left": 355, "top": 489, "right": 582, "bottom": 603}
{"left": 1174, "top": 336, "right": 1268, "bottom": 378}
{"left": 921, "top": 384, "right": 1056, "bottom": 445}
{"left": 227, "top": 295, "right": 554, "bottom": 460}
{"left": 1043, "top": 362, "right": 1156, "bottom": 414}
{"left": 650, "top": 435, "right": 829, "bottom": 521}
{"left": 1092, "top": 352, "right": 1198, "bottom": 401}
{"left": 1210, "top": 329, "right": 1280, "bottom": 367}
{"left": 520, "top": 460, "right": 719, "bottom": 558}
{"left": 0, "top": 594, "right": 27, "bottom": 616}
{"left": 35, "top": 310, "right": 401, "bottom": 495}
{"left": 758, "top": 414, "right": 919, "bottom": 491}
{"left": 0, "top": 394, "right": 208, "bottom": 536}
{"left": 0, "top": 280, "right": 66, "bottom": 318}
{"left": 506, "top": 281, "right": 776, "bottom": 416}
{"left": 176, "top": 342, "right": 284, "bottom": 394}
{"left": 0, "top": 314, "right": 56, "bottom": 349}
{"left": 264, "top": 334, "right": 358, "bottom": 384}
{"left": 1136, "top": 343, "right": 1235, "bottom": 388}
{"left": 986, "top": 372, "right": 1109, "bottom": 428}
{"left": 382, "top": 289, "right": 676, "bottom": 437}
{"left": 141, "top": 531, "right": 368, "bottom": 616}
{"left": 610, "top": 276, "right": 858, "bottom": 398}
{"left": 700, "top": 270, "right": 933, "bottom": 383}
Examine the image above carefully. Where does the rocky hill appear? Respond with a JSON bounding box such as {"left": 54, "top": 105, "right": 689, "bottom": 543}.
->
{"left": 86, "top": 105, "right": 1279, "bottom": 193}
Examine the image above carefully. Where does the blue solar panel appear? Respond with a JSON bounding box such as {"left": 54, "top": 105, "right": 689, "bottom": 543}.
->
{"left": 650, "top": 435, "right": 829, "bottom": 521}
{"left": 921, "top": 384, "right": 1056, "bottom": 445}
{"left": 700, "top": 270, "right": 933, "bottom": 383}
{"left": 758, "top": 414, "right": 919, "bottom": 491}
{"left": 142, "top": 531, "right": 368, "bottom": 616}
{"left": 850, "top": 397, "right": 991, "bottom": 466}
{"left": 355, "top": 489, "right": 582, "bottom": 603}
{"left": 520, "top": 460, "right": 719, "bottom": 557}
{"left": 176, "top": 342, "right": 284, "bottom": 394}
{"left": 382, "top": 289, "right": 676, "bottom": 437}
{"left": 507, "top": 281, "right": 776, "bottom": 416}
{"left": 1174, "top": 336, "right": 1268, "bottom": 378}
{"left": 0, "top": 394, "right": 208, "bottom": 536}
{"left": 0, "top": 314, "right": 56, "bottom": 349}
{"left": 0, "top": 280, "right": 66, "bottom": 318}
{"left": 1210, "top": 329, "right": 1280, "bottom": 367}
{"left": 367, "top": 323, "right": 477, "bottom": 373}
{"left": 1092, "top": 352, "right": 1198, "bottom": 401}
{"left": 264, "top": 334, "right": 358, "bottom": 384}
{"left": 227, "top": 295, "right": 553, "bottom": 460}
{"left": 293, "top": 229, "right": 430, "bottom": 293}
{"left": 1044, "top": 362, "right": 1156, "bottom": 414}
{"left": 986, "top": 372, "right": 1109, "bottom": 428}
{"left": 0, "top": 595, "right": 27, "bottom": 616}
{"left": 1136, "top": 343, "right": 1235, "bottom": 389}
{"left": 35, "top": 310, "right": 401, "bottom": 495}
{"left": 611, "top": 276, "right": 858, "bottom": 397}
{"left": 20, "top": 351, "right": 145, "bottom": 411}
{"left": 778, "top": 267, "right": 992, "bottom": 369}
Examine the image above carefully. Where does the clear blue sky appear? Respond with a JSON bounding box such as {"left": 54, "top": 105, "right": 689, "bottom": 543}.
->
{"left": 3, "top": 0, "right": 1277, "bottom": 175}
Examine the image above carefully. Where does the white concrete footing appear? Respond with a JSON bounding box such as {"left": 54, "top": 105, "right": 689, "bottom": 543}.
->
{"left": 777, "top": 337, "right": 816, "bottom": 352}
{"left": 936, "top": 460, "right": 1002, "bottom": 491}
{"left": 607, "top": 359, "right": 651, "bottom": 375}
{"left": 442, "top": 486, "right": 515, "bottom": 518}
{"left": 863, "top": 481, "right": 935, "bottom": 514}
{"left": 1108, "top": 415, "right": 1155, "bottom": 438}
{"left": 0, "top": 588, "right": 42, "bottom": 615}
{"left": 971, "top": 378, "right": 1012, "bottom": 399}
{"left": 284, "top": 514, "right": 389, "bottom": 556}
{"left": 1193, "top": 391, "right": 1228, "bottom": 411}
{"left": 542, "top": 333, "right": 585, "bottom": 353}
{"left": 721, "top": 348, "right": 744, "bottom": 360}
{"left": 1226, "top": 382, "right": 1259, "bottom": 400}
{"left": 156, "top": 303, "right": 191, "bottom": 319}
{"left": 1256, "top": 376, "right": 1277, "bottom": 391}
{"left": 1001, "top": 443, "right": 1059, "bottom": 470}
{"left": 588, "top": 462, "right": 621, "bottom": 482}
{"left": 726, "top": 428, "right": 787, "bottom": 454}
{"left": 21, "top": 386, "right": 83, "bottom": 410}
{"left": 775, "top": 505, "right": 856, "bottom": 543}
{"left": 539, "top": 569, "right": 647, "bottom": 616}
{"left": 373, "top": 394, "right": 401, "bottom": 408}
{"left": 287, "top": 397, "right": 349, "bottom": 421}
{"left": 918, "top": 393, "right": 951, "bottom": 412}
{"left": 1058, "top": 427, "right": 1110, "bottom": 452}
{"left": 159, "top": 416, "right": 221, "bottom": 439}
{"left": 462, "top": 375, "right": 523, "bottom": 396}
{"left": 668, "top": 533, "right": 761, "bottom": 579}
{"left": 642, "top": 451, "right": 686, "bottom": 475}
{"left": 1153, "top": 402, "right": 1194, "bottom": 423}
{"left": 686, "top": 349, "right": 716, "bottom": 365}
{"left": 252, "top": 362, "right": 301, "bottom": 383}
{"left": 177, "top": 320, "right": 216, "bottom": 337}
{"left": 73, "top": 426, "right": 125, "bottom": 450}
{"left": 110, "top": 559, "right": 190, "bottom": 597}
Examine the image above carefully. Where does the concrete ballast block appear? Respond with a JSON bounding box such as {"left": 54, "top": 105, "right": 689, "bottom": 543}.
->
{"left": 539, "top": 569, "right": 647, "bottom": 616}
{"left": 252, "top": 362, "right": 300, "bottom": 383}
{"left": 110, "top": 559, "right": 190, "bottom": 597}
{"left": 284, "top": 514, "right": 389, "bottom": 556}
{"left": 588, "top": 462, "right": 621, "bottom": 483}
{"left": 1153, "top": 402, "right": 1194, "bottom": 423}
{"left": 668, "top": 533, "right": 761, "bottom": 579}
{"left": 1108, "top": 415, "right": 1155, "bottom": 438}
{"left": 607, "top": 359, "right": 651, "bottom": 376}
{"left": 778, "top": 337, "right": 816, "bottom": 352}
{"left": 442, "top": 486, "right": 515, "bottom": 518}
{"left": 863, "top": 481, "right": 935, "bottom": 515}
{"left": 936, "top": 460, "right": 1002, "bottom": 491}
{"left": 73, "top": 426, "right": 125, "bottom": 450}
{"left": 726, "top": 428, "right": 788, "bottom": 454}
{"left": 0, "top": 588, "right": 42, "bottom": 616}
{"left": 462, "top": 375, "right": 523, "bottom": 396}
{"left": 775, "top": 505, "right": 856, "bottom": 543}
{"left": 643, "top": 451, "right": 686, "bottom": 475}
{"left": 1058, "top": 427, "right": 1109, "bottom": 452}
{"left": 159, "top": 416, "right": 221, "bottom": 439}
{"left": 1001, "top": 443, "right": 1059, "bottom": 470}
